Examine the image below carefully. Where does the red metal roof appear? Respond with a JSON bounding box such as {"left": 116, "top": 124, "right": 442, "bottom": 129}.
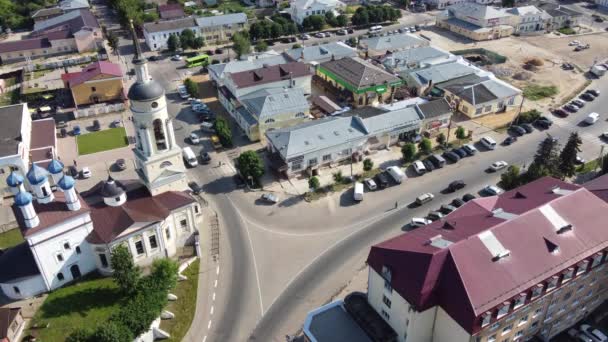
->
{"left": 367, "top": 177, "right": 608, "bottom": 334}
{"left": 229, "top": 62, "right": 311, "bottom": 89}
{"left": 63, "top": 61, "right": 123, "bottom": 87}
{"left": 159, "top": 3, "right": 185, "bottom": 19}
{"left": 30, "top": 118, "right": 56, "bottom": 150}
{"left": 584, "top": 173, "right": 608, "bottom": 203}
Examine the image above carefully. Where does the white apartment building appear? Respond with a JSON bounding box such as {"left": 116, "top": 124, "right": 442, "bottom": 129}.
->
{"left": 290, "top": 0, "right": 345, "bottom": 24}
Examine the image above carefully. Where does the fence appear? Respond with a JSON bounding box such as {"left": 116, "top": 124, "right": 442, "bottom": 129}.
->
{"left": 74, "top": 102, "right": 126, "bottom": 118}
{"left": 451, "top": 48, "right": 508, "bottom": 65}
{"left": 23, "top": 55, "right": 97, "bottom": 72}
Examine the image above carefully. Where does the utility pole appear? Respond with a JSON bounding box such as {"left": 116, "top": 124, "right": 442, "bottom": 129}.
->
{"left": 598, "top": 145, "right": 605, "bottom": 173}
{"left": 509, "top": 96, "right": 525, "bottom": 128}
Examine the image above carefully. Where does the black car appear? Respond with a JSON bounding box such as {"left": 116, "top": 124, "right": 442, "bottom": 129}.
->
{"left": 427, "top": 211, "right": 444, "bottom": 222}
{"left": 375, "top": 172, "right": 389, "bottom": 188}
{"left": 66, "top": 165, "right": 78, "bottom": 177}
{"left": 200, "top": 151, "right": 211, "bottom": 164}
{"left": 448, "top": 180, "right": 466, "bottom": 192}
{"left": 503, "top": 136, "right": 517, "bottom": 145}
{"left": 206, "top": 49, "right": 215, "bottom": 55}
{"left": 520, "top": 123, "right": 534, "bottom": 133}
{"left": 553, "top": 108, "right": 568, "bottom": 117}
{"left": 115, "top": 158, "right": 126, "bottom": 171}
{"left": 451, "top": 198, "right": 465, "bottom": 208}
{"left": 509, "top": 125, "right": 526, "bottom": 136}
{"left": 92, "top": 119, "right": 101, "bottom": 131}
{"left": 534, "top": 117, "right": 553, "bottom": 129}
{"left": 443, "top": 151, "right": 460, "bottom": 163}
{"left": 564, "top": 104, "right": 579, "bottom": 113}
{"left": 148, "top": 56, "right": 159, "bottom": 61}
{"left": 422, "top": 159, "right": 435, "bottom": 172}
{"left": 60, "top": 128, "right": 67, "bottom": 138}
{"left": 188, "top": 181, "right": 203, "bottom": 195}
{"left": 347, "top": 28, "right": 354, "bottom": 34}
{"left": 586, "top": 89, "right": 600, "bottom": 97}
{"left": 440, "top": 204, "right": 457, "bottom": 214}
{"left": 580, "top": 93, "right": 595, "bottom": 102}
{"left": 462, "top": 193, "right": 476, "bottom": 202}
{"left": 453, "top": 148, "right": 468, "bottom": 158}
{"left": 215, "top": 48, "right": 224, "bottom": 54}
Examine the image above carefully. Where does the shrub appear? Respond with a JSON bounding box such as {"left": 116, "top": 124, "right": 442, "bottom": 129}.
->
{"left": 525, "top": 58, "right": 544, "bottom": 66}
{"left": 333, "top": 170, "right": 344, "bottom": 183}
{"left": 90, "top": 322, "right": 133, "bottom": 342}
{"left": 213, "top": 117, "right": 233, "bottom": 147}
{"left": 66, "top": 328, "right": 92, "bottom": 342}
{"left": 401, "top": 143, "right": 416, "bottom": 162}
{"left": 110, "top": 245, "right": 141, "bottom": 296}
{"left": 183, "top": 78, "right": 199, "bottom": 98}
{"left": 237, "top": 150, "right": 265, "bottom": 183}
{"left": 363, "top": 158, "right": 374, "bottom": 171}
{"left": 517, "top": 109, "right": 541, "bottom": 124}
{"left": 455, "top": 126, "right": 467, "bottom": 140}
{"left": 419, "top": 138, "right": 432, "bottom": 155}
{"left": 308, "top": 176, "right": 320, "bottom": 191}
{"left": 523, "top": 84, "right": 558, "bottom": 100}
{"left": 436, "top": 133, "right": 446, "bottom": 146}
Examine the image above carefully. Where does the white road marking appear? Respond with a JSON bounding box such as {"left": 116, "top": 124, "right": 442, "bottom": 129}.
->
{"left": 210, "top": 306, "right": 214, "bottom": 315}
{"left": 212, "top": 292, "right": 216, "bottom": 301}
{"left": 208, "top": 320, "right": 212, "bottom": 329}
{"left": 214, "top": 279, "right": 218, "bottom": 288}
{"left": 203, "top": 336, "right": 207, "bottom": 342}
{"left": 216, "top": 265, "right": 220, "bottom": 275}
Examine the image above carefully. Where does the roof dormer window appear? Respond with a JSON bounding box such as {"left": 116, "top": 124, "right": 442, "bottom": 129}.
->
{"left": 531, "top": 284, "right": 544, "bottom": 299}
{"left": 514, "top": 293, "right": 526, "bottom": 309}
{"left": 592, "top": 252, "right": 604, "bottom": 268}
{"left": 481, "top": 311, "right": 492, "bottom": 327}
{"left": 547, "top": 275, "right": 559, "bottom": 291}
{"left": 497, "top": 301, "right": 510, "bottom": 319}
{"left": 576, "top": 260, "right": 589, "bottom": 276}
{"left": 563, "top": 267, "right": 574, "bottom": 283}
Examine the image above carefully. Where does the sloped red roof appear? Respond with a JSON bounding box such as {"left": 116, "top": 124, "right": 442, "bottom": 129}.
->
{"left": 584, "top": 173, "right": 608, "bottom": 203}
{"left": 159, "top": 3, "right": 185, "bottom": 19}
{"left": 62, "top": 61, "right": 123, "bottom": 87}
{"left": 367, "top": 177, "right": 608, "bottom": 334}
{"left": 229, "top": 62, "right": 311, "bottom": 89}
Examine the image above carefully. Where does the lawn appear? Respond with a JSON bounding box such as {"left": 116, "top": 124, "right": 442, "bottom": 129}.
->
{"left": 523, "top": 84, "right": 559, "bottom": 101}
{"left": 578, "top": 158, "right": 600, "bottom": 174}
{"left": 76, "top": 127, "right": 128, "bottom": 155}
{"left": 558, "top": 27, "right": 576, "bottom": 35}
{"left": 160, "top": 260, "right": 200, "bottom": 341}
{"left": 27, "top": 275, "right": 124, "bottom": 341}
{"left": 0, "top": 229, "right": 24, "bottom": 249}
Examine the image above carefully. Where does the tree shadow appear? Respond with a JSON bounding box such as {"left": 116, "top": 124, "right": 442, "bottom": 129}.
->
{"left": 278, "top": 195, "right": 305, "bottom": 208}
{"left": 38, "top": 285, "right": 122, "bottom": 319}
{"left": 339, "top": 188, "right": 358, "bottom": 207}
{"left": 201, "top": 175, "right": 237, "bottom": 195}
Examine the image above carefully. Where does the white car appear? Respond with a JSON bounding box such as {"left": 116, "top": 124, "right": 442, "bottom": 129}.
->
{"left": 189, "top": 133, "right": 200, "bottom": 144}
{"left": 300, "top": 34, "right": 311, "bottom": 40}
{"left": 580, "top": 325, "right": 608, "bottom": 342}
{"left": 364, "top": 178, "right": 377, "bottom": 190}
{"left": 81, "top": 167, "right": 92, "bottom": 179}
{"left": 261, "top": 193, "right": 280, "bottom": 204}
{"left": 490, "top": 161, "right": 509, "bottom": 172}
{"left": 314, "top": 32, "right": 324, "bottom": 38}
{"left": 585, "top": 112, "right": 599, "bottom": 125}
{"left": 412, "top": 160, "right": 427, "bottom": 175}
{"left": 410, "top": 217, "right": 431, "bottom": 228}
{"left": 569, "top": 40, "right": 580, "bottom": 46}
{"left": 171, "top": 54, "right": 182, "bottom": 61}
{"left": 484, "top": 185, "right": 504, "bottom": 196}
{"left": 177, "top": 85, "right": 189, "bottom": 99}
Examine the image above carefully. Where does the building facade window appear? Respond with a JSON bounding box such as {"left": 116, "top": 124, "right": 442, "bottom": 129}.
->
{"left": 76, "top": 246, "right": 81, "bottom": 254}
{"left": 165, "top": 227, "right": 171, "bottom": 240}
{"left": 382, "top": 295, "right": 392, "bottom": 308}
{"left": 180, "top": 219, "right": 188, "bottom": 230}
{"left": 57, "top": 253, "right": 64, "bottom": 262}
{"left": 322, "top": 154, "right": 331, "bottom": 161}
{"left": 149, "top": 235, "right": 158, "bottom": 249}
{"left": 497, "top": 302, "right": 510, "bottom": 319}
{"left": 64, "top": 242, "right": 71, "bottom": 250}
{"left": 135, "top": 240, "right": 145, "bottom": 255}
{"left": 99, "top": 253, "right": 109, "bottom": 268}
{"left": 13, "top": 286, "right": 20, "bottom": 294}
{"left": 58, "top": 272, "right": 64, "bottom": 281}
{"left": 381, "top": 309, "right": 390, "bottom": 320}
{"left": 502, "top": 324, "right": 513, "bottom": 335}
{"left": 547, "top": 275, "right": 559, "bottom": 290}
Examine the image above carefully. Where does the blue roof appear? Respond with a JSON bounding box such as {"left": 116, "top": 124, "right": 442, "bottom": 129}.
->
{"left": 14, "top": 191, "right": 33, "bottom": 206}
{"left": 27, "top": 164, "right": 49, "bottom": 185}
{"left": 6, "top": 171, "right": 24, "bottom": 187}
{"left": 47, "top": 159, "right": 64, "bottom": 174}
{"left": 58, "top": 175, "right": 75, "bottom": 190}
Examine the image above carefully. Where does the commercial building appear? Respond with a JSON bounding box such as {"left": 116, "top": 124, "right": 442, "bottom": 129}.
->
{"left": 195, "top": 13, "right": 248, "bottom": 44}
{"left": 289, "top": 0, "right": 345, "bottom": 24}
{"left": 536, "top": 3, "right": 582, "bottom": 31}
{"left": 317, "top": 57, "right": 403, "bottom": 108}
{"left": 402, "top": 60, "right": 484, "bottom": 95}
{"left": 143, "top": 17, "right": 198, "bottom": 51}
{"left": 359, "top": 33, "right": 429, "bottom": 57}
{"left": 208, "top": 51, "right": 290, "bottom": 86}
{"left": 283, "top": 42, "right": 358, "bottom": 65}
{"left": 436, "top": 3, "right": 517, "bottom": 41}
{"left": 234, "top": 87, "right": 311, "bottom": 142}
{"left": 381, "top": 46, "right": 454, "bottom": 74}
{"left": 416, "top": 99, "right": 453, "bottom": 134}
{"left": 507, "top": 6, "right": 546, "bottom": 35}
{"left": 365, "top": 176, "right": 608, "bottom": 342}
{"left": 265, "top": 106, "right": 422, "bottom": 177}
{"left": 61, "top": 61, "right": 125, "bottom": 107}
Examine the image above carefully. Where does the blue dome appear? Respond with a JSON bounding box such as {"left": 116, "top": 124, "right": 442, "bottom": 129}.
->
{"left": 27, "top": 164, "right": 48, "bottom": 186}
{"left": 6, "top": 171, "right": 24, "bottom": 187}
{"left": 57, "top": 175, "right": 75, "bottom": 190}
{"left": 47, "top": 159, "right": 64, "bottom": 174}
{"left": 14, "top": 191, "right": 33, "bottom": 206}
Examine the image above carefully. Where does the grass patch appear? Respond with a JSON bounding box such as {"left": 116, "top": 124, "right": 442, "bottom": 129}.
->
{"left": 77, "top": 127, "right": 128, "bottom": 155}
{"left": 0, "top": 229, "right": 24, "bottom": 249}
{"left": 578, "top": 159, "right": 600, "bottom": 174}
{"left": 160, "top": 260, "right": 200, "bottom": 341}
{"left": 27, "top": 275, "right": 124, "bottom": 341}
{"left": 523, "top": 84, "right": 559, "bottom": 101}
{"left": 345, "top": 5, "right": 360, "bottom": 14}
{"left": 558, "top": 27, "right": 576, "bottom": 35}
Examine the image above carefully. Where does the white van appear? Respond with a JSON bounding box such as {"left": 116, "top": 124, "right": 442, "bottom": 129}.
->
{"left": 369, "top": 25, "right": 382, "bottom": 33}
{"left": 412, "top": 160, "right": 427, "bottom": 175}
{"left": 353, "top": 182, "right": 364, "bottom": 201}
{"left": 480, "top": 136, "right": 497, "bottom": 150}
{"left": 386, "top": 166, "right": 406, "bottom": 184}
{"left": 585, "top": 112, "right": 599, "bottom": 125}
{"left": 182, "top": 147, "right": 198, "bottom": 167}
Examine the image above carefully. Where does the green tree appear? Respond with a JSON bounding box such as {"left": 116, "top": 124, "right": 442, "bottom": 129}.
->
{"left": 270, "top": 22, "right": 283, "bottom": 38}
{"left": 107, "top": 33, "right": 120, "bottom": 55}
{"left": 308, "top": 176, "right": 320, "bottom": 191}
{"left": 336, "top": 14, "right": 348, "bottom": 27}
{"left": 66, "top": 328, "right": 92, "bottom": 342}
{"left": 213, "top": 117, "right": 233, "bottom": 147}
{"left": 149, "top": 258, "right": 179, "bottom": 292}
{"left": 192, "top": 36, "right": 205, "bottom": 49}
{"left": 237, "top": 150, "right": 265, "bottom": 183}
{"left": 517, "top": 109, "right": 541, "bottom": 124}
{"left": 333, "top": 170, "right": 344, "bottom": 183}
{"left": 255, "top": 41, "right": 268, "bottom": 52}
{"left": 325, "top": 11, "right": 338, "bottom": 27}
{"left": 110, "top": 245, "right": 141, "bottom": 296}
{"left": 90, "top": 322, "right": 133, "bottom": 342}
{"left": 363, "top": 158, "right": 374, "bottom": 171}
{"left": 180, "top": 28, "right": 196, "bottom": 49}
{"left": 419, "top": 138, "right": 432, "bottom": 155}
{"left": 167, "top": 34, "right": 181, "bottom": 53}
{"left": 302, "top": 15, "right": 325, "bottom": 31}
{"left": 455, "top": 126, "right": 467, "bottom": 140}
{"left": 524, "top": 135, "right": 560, "bottom": 182}
{"left": 143, "top": 11, "right": 159, "bottom": 23}
{"left": 500, "top": 165, "right": 522, "bottom": 190}
{"left": 501, "top": 0, "right": 515, "bottom": 7}
{"left": 292, "top": 43, "right": 302, "bottom": 49}
{"left": 558, "top": 132, "right": 582, "bottom": 178}
{"left": 183, "top": 78, "right": 198, "bottom": 98}
{"left": 602, "top": 155, "right": 608, "bottom": 175}
{"left": 231, "top": 32, "right": 251, "bottom": 58}
{"left": 436, "top": 133, "right": 446, "bottom": 146}
{"left": 401, "top": 143, "right": 416, "bottom": 162}
{"left": 351, "top": 9, "right": 369, "bottom": 26}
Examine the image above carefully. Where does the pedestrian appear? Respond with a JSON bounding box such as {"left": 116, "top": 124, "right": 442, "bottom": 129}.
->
{"left": 395, "top": 201, "right": 398, "bottom": 209}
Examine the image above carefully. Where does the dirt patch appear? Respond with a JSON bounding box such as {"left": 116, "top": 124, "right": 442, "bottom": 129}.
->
{"left": 524, "top": 32, "right": 608, "bottom": 68}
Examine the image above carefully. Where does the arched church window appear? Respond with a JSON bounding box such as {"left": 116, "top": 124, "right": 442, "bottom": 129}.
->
{"left": 160, "top": 161, "right": 173, "bottom": 168}
{"left": 153, "top": 119, "right": 167, "bottom": 151}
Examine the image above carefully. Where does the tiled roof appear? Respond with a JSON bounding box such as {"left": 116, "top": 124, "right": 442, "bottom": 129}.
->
{"left": 0, "top": 242, "right": 40, "bottom": 282}
{"left": 367, "top": 177, "right": 608, "bottom": 334}
{"left": 61, "top": 61, "right": 123, "bottom": 87}
{"left": 240, "top": 87, "right": 309, "bottom": 120}
{"left": 32, "top": 7, "right": 64, "bottom": 19}
{"left": 584, "top": 173, "right": 608, "bottom": 203}
{"left": 143, "top": 17, "right": 197, "bottom": 33}
{"left": 229, "top": 62, "right": 311, "bottom": 89}
{"left": 33, "top": 9, "right": 99, "bottom": 34}
{"left": 319, "top": 57, "right": 401, "bottom": 89}
{"left": 0, "top": 37, "right": 52, "bottom": 54}
{"left": 30, "top": 118, "right": 56, "bottom": 150}
{"left": 283, "top": 42, "right": 357, "bottom": 63}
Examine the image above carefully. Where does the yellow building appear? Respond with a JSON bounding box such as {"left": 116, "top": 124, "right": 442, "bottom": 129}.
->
{"left": 62, "top": 61, "right": 125, "bottom": 107}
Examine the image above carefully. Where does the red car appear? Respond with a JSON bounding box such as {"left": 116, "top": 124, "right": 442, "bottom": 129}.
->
{"left": 552, "top": 108, "right": 568, "bottom": 117}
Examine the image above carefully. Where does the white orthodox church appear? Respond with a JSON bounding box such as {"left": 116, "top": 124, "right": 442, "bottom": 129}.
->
{"left": 0, "top": 30, "right": 201, "bottom": 300}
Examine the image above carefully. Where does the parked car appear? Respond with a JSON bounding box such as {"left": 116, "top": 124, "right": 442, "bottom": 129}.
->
{"left": 336, "top": 29, "right": 347, "bottom": 35}
{"left": 483, "top": 185, "right": 504, "bottom": 196}
{"left": 300, "top": 34, "right": 311, "bottom": 40}
{"left": 564, "top": 104, "right": 579, "bottom": 113}
{"left": 462, "top": 144, "right": 478, "bottom": 156}
{"left": 448, "top": 180, "right": 466, "bottom": 192}
{"left": 415, "top": 192, "right": 435, "bottom": 205}
{"left": 576, "top": 155, "right": 586, "bottom": 165}
{"left": 111, "top": 119, "right": 121, "bottom": 127}
{"left": 67, "top": 165, "right": 78, "bottom": 177}
{"left": 440, "top": 204, "right": 457, "bottom": 214}
{"left": 398, "top": 28, "right": 406, "bottom": 33}
{"left": 375, "top": 172, "right": 389, "bottom": 188}
{"left": 462, "top": 193, "right": 476, "bottom": 202}
{"left": 412, "top": 160, "right": 427, "bottom": 175}
{"left": 261, "top": 193, "right": 280, "bottom": 204}
{"left": 188, "top": 181, "right": 203, "bottom": 195}
{"left": 520, "top": 123, "right": 534, "bottom": 133}
{"left": 171, "top": 54, "right": 182, "bottom": 61}
{"left": 427, "top": 211, "right": 444, "bottom": 222}
{"left": 215, "top": 48, "right": 224, "bottom": 54}
{"left": 200, "top": 151, "right": 211, "bottom": 164}
{"left": 60, "top": 128, "right": 67, "bottom": 138}
{"left": 442, "top": 151, "right": 460, "bottom": 163}
{"left": 585, "top": 112, "right": 600, "bottom": 125}
{"left": 509, "top": 125, "right": 526, "bottom": 136}
{"left": 453, "top": 148, "right": 468, "bottom": 158}
{"left": 601, "top": 132, "right": 608, "bottom": 140}
{"left": 189, "top": 132, "right": 200, "bottom": 144}
{"left": 115, "top": 158, "right": 126, "bottom": 171}
{"left": 503, "top": 136, "right": 518, "bottom": 146}
{"left": 572, "top": 99, "right": 586, "bottom": 107}
{"left": 490, "top": 161, "right": 509, "bottom": 172}
{"left": 422, "top": 158, "right": 435, "bottom": 172}
{"left": 410, "top": 217, "right": 431, "bottom": 228}
{"left": 148, "top": 55, "right": 159, "bottom": 61}
{"left": 364, "top": 178, "right": 377, "bottom": 190}
{"left": 579, "top": 324, "right": 608, "bottom": 342}
{"left": 56, "top": 121, "right": 67, "bottom": 128}
{"left": 73, "top": 125, "right": 81, "bottom": 135}
{"left": 586, "top": 89, "right": 600, "bottom": 97}
{"left": 451, "top": 198, "right": 465, "bottom": 208}
{"left": 429, "top": 154, "right": 446, "bottom": 168}
{"left": 81, "top": 167, "right": 92, "bottom": 179}
{"left": 553, "top": 108, "right": 568, "bottom": 117}
{"left": 581, "top": 93, "right": 596, "bottom": 101}
{"left": 314, "top": 32, "right": 324, "bottom": 38}
{"left": 386, "top": 166, "right": 406, "bottom": 183}
{"left": 347, "top": 28, "right": 354, "bottom": 34}
{"left": 534, "top": 117, "right": 553, "bottom": 129}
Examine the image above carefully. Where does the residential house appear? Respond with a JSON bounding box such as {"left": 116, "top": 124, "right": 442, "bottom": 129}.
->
{"left": 436, "top": 3, "right": 517, "bottom": 41}
{"left": 61, "top": 61, "right": 125, "bottom": 107}
{"left": 159, "top": 3, "right": 186, "bottom": 20}
{"left": 265, "top": 106, "right": 422, "bottom": 177}
{"left": 537, "top": 3, "right": 582, "bottom": 31}
{"left": 359, "top": 33, "right": 429, "bottom": 57}
{"left": 365, "top": 176, "right": 608, "bottom": 342}
{"left": 317, "top": 57, "right": 403, "bottom": 107}
{"left": 195, "top": 13, "right": 248, "bottom": 45}
{"left": 416, "top": 99, "right": 453, "bottom": 134}
{"left": 143, "top": 17, "right": 198, "bottom": 51}
{"left": 32, "top": 8, "right": 64, "bottom": 23}
{"left": 421, "top": 0, "right": 467, "bottom": 10}
{"left": 290, "top": 0, "right": 345, "bottom": 25}
{"left": 219, "top": 62, "right": 312, "bottom": 118}
{"left": 381, "top": 46, "right": 454, "bottom": 74}
{"left": 283, "top": 42, "right": 358, "bottom": 65}
{"left": 59, "top": 0, "right": 90, "bottom": 11}
{"left": 0, "top": 104, "right": 57, "bottom": 197}
{"left": 0, "top": 308, "right": 25, "bottom": 342}
{"left": 242, "top": 0, "right": 276, "bottom": 7}
{"left": 207, "top": 51, "right": 290, "bottom": 86}
{"left": 402, "top": 59, "right": 484, "bottom": 95}
{"left": 435, "top": 74, "right": 521, "bottom": 118}
{"left": 507, "top": 6, "right": 545, "bottom": 34}
{"left": 0, "top": 9, "right": 100, "bottom": 63}
{"left": 234, "top": 87, "right": 311, "bottom": 142}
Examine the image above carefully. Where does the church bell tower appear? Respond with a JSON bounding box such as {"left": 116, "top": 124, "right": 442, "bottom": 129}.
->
{"left": 127, "top": 21, "right": 187, "bottom": 196}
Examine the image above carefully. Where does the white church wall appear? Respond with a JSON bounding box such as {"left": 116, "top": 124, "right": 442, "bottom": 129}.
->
{"left": 0, "top": 274, "right": 46, "bottom": 300}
